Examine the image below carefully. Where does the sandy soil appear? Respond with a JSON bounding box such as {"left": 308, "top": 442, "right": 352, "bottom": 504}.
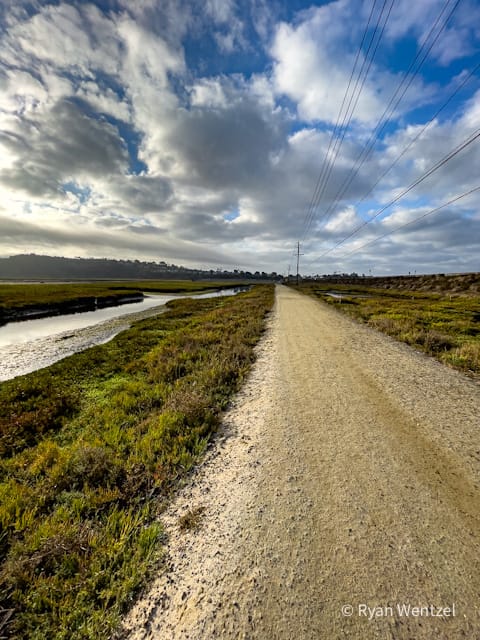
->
{"left": 121, "top": 285, "right": 480, "bottom": 640}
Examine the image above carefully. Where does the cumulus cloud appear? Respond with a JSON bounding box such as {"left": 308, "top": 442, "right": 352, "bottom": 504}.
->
{"left": 271, "top": 3, "right": 386, "bottom": 124}
{"left": 190, "top": 78, "right": 229, "bottom": 108}
{"left": 270, "top": 1, "right": 439, "bottom": 126}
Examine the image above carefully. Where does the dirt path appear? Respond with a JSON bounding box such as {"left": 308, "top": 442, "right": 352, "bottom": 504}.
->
{"left": 122, "top": 285, "right": 480, "bottom": 640}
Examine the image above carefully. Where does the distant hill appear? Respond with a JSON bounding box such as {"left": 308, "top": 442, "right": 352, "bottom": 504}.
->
{"left": 0, "top": 254, "right": 280, "bottom": 282}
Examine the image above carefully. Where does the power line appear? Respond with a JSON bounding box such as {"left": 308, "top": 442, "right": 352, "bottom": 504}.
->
{"left": 302, "top": 0, "right": 394, "bottom": 242}
{"left": 288, "top": 0, "right": 473, "bottom": 276}
{"left": 310, "top": 0, "right": 462, "bottom": 238}
{"left": 298, "top": 0, "right": 380, "bottom": 237}
{"left": 288, "top": 0, "right": 384, "bottom": 275}
{"left": 317, "top": 125, "right": 480, "bottom": 258}
{"left": 301, "top": 0, "right": 389, "bottom": 236}
{"left": 337, "top": 185, "right": 480, "bottom": 259}
{"left": 348, "top": 62, "right": 480, "bottom": 213}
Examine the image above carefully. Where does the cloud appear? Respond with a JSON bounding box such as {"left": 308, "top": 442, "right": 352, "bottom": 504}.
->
{"left": 385, "top": 0, "right": 480, "bottom": 65}
{"left": 250, "top": 0, "right": 276, "bottom": 42}
{"left": 205, "top": 0, "right": 236, "bottom": 24}
{"left": 270, "top": 1, "right": 437, "bottom": 126}
{"left": 0, "top": 99, "right": 129, "bottom": 197}
{"left": 6, "top": 3, "right": 121, "bottom": 76}
{"left": 376, "top": 88, "right": 480, "bottom": 203}
{"left": 99, "top": 175, "right": 174, "bottom": 214}
{"left": 190, "top": 78, "right": 229, "bottom": 108}
{"left": 306, "top": 201, "right": 480, "bottom": 276}
{"left": 271, "top": 3, "right": 385, "bottom": 124}
{"left": 164, "top": 95, "right": 286, "bottom": 190}
{"left": 116, "top": 0, "right": 195, "bottom": 47}
{"left": 0, "top": 211, "right": 238, "bottom": 267}
{"left": 0, "top": 0, "right": 478, "bottom": 275}
{"left": 117, "top": 15, "right": 185, "bottom": 89}
{"left": 76, "top": 81, "right": 131, "bottom": 123}
{"left": 324, "top": 206, "right": 360, "bottom": 234}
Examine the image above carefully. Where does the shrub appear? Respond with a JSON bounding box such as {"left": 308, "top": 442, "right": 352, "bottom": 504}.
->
{"left": 446, "top": 341, "right": 480, "bottom": 371}
{"left": 50, "top": 445, "right": 124, "bottom": 492}
{"left": 0, "top": 381, "right": 79, "bottom": 458}
{"left": 419, "top": 329, "right": 456, "bottom": 352}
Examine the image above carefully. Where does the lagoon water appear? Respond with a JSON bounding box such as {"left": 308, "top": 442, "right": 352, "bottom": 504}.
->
{"left": 0, "top": 288, "right": 245, "bottom": 381}
{"left": 0, "top": 294, "right": 175, "bottom": 348}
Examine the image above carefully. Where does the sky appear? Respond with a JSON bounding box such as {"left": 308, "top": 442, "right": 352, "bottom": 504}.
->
{"left": 0, "top": 0, "right": 479, "bottom": 276}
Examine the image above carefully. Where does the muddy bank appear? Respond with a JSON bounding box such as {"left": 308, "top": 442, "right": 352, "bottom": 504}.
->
{"left": 0, "top": 292, "right": 144, "bottom": 324}
{"left": 0, "top": 287, "right": 251, "bottom": 381}
{"left": 0, "top": 301, "right": 165, "bottom": 381}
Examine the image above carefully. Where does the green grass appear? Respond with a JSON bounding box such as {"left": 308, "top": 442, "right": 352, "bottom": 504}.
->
{"left": 0, "top": 280, "right": 245, "bottom": 314}
{"left": 294, "top": 282, "right": 480, "bottom": 376}
{"left": 0, "top": 285, "right": 274, "bottom": 639}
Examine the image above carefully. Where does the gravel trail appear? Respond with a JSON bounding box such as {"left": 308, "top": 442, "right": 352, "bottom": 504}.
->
{"left": 122, "top": 285, "right": 480, "bottom": 640}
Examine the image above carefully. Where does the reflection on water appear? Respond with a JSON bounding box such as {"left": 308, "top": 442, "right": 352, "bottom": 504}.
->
{"left": 0, "top": 295, "right": 175, "bottom": 347}
{"left": 0, "top": 287, "right": 248, "bottom": 381}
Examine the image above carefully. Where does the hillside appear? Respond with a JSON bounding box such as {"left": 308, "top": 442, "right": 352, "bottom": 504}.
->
{"left": 0, "top": 255, "right": 280, "bottom": 282}
{"left": 307, "top": 272, "right": 480, "bottom": 294}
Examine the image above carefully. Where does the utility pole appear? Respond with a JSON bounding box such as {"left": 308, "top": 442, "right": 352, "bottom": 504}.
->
{"left": 296, "top": 241, "right": 304, "bottom": 286}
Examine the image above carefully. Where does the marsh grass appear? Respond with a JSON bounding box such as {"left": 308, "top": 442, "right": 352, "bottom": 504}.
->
{"left": 296, "top": 283, "right": 480, "bottom": 376}
{"left": 0, "top": 285, "right": 273, "bottom": 639}
{"left": 0, "top": 280, "right": 243, "bottom": 315}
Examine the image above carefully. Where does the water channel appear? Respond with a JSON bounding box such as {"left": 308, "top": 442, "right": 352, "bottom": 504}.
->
{"left": 0, "top": 288, "right": 246, "bottom": 381}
